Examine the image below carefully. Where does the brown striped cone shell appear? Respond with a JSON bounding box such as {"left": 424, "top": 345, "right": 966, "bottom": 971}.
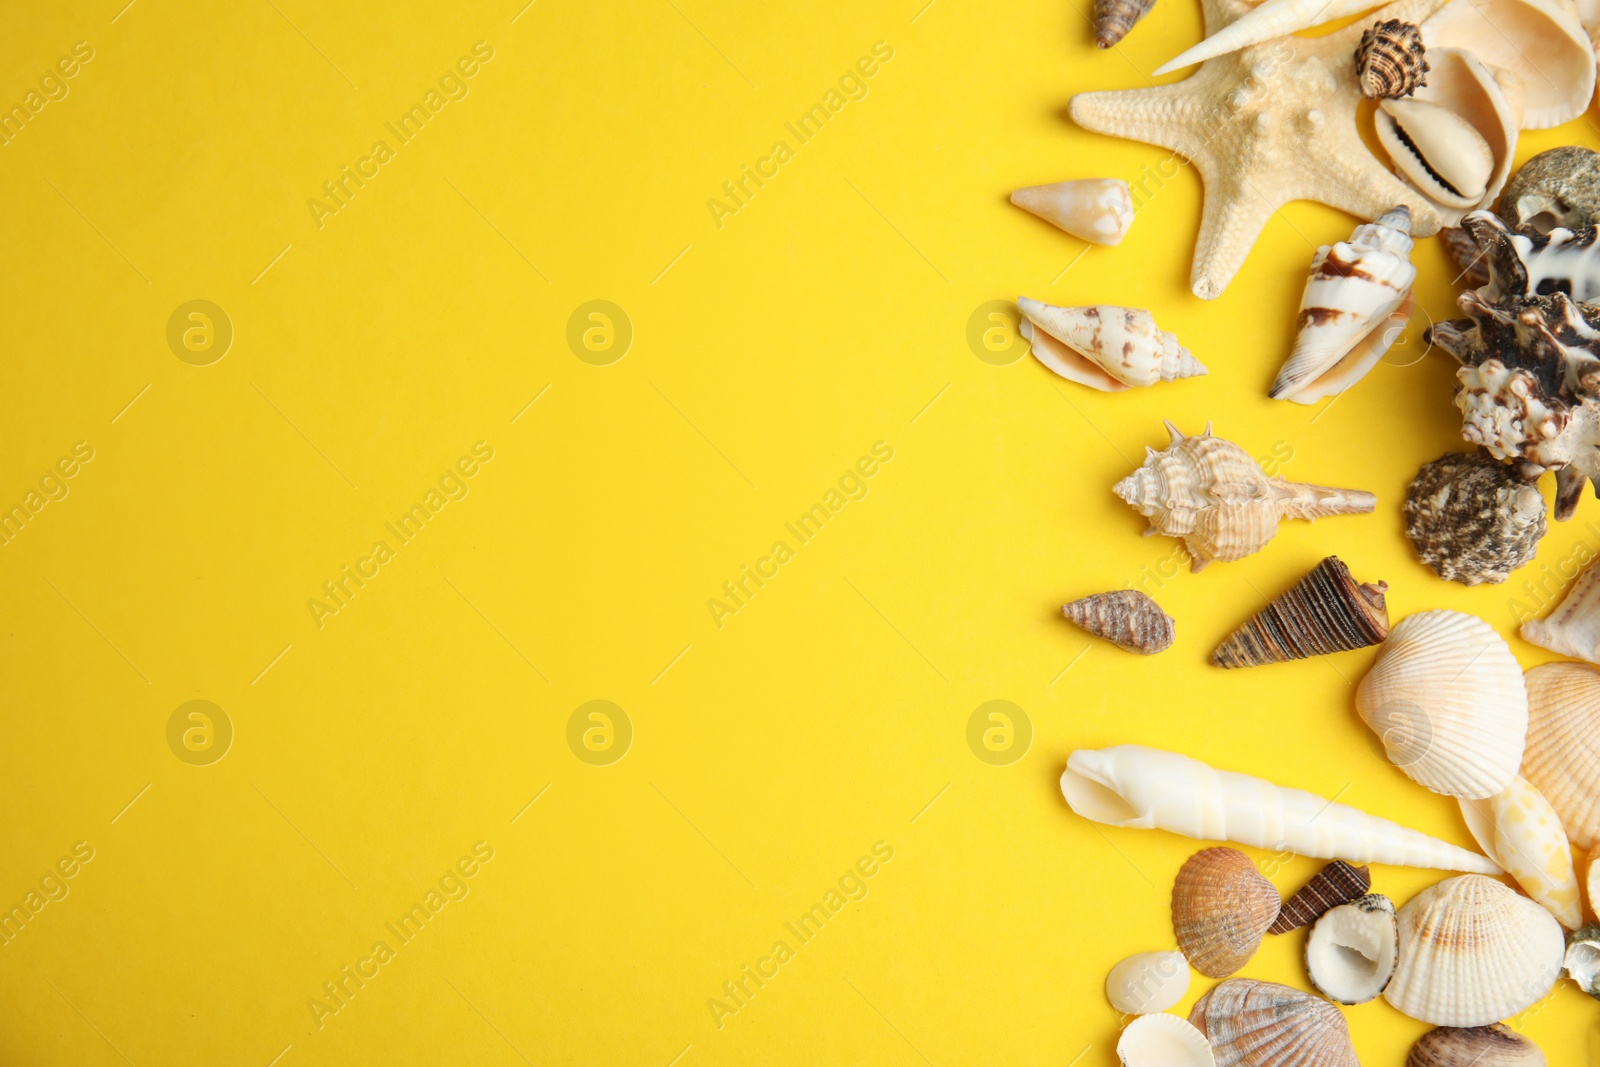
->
{"left": 1172, "top": 847, "right": 1281, "bottom": 978}
{"left": 1211, "top": 556, "right": 1389, "bottom": 668}
{"left": 1061, "top": 590, "right": 1174, "bottom": 654}
{"left": 1094, "top": 0, "right": 1157, "bottom": 47}
{"left": 1522, "top": 662, "right": 1600, "bottom": 850}
{"left": 1356, "top": 19, "right": 1429, "bottom": 98}
{"left": 1404, "top": 451, "right": 1545, "bottom": 585}
{"left": 1407, "top": 1024, "right": 1547, "bottom": 1067}
{"left": 1190, "top": 978, "right": 1360, "bottom": 1067}
{"left": 1269, "top": 860, "right": 1372, "bottom": 934}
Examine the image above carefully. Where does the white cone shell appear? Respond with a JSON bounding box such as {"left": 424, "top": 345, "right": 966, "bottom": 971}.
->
{"left": 1062, "top": 744, "right": 1501, "bottom": 873}
{"left": 1106, "top": 951, "right": 1191, "bottom": 1014}
{"left": 1117, "top": 1012, "right": 1216, "bottom": 1067}
{"left": 1018, "top": 298, "right": 1206, "bottom": 390}
{"left": 1355, "top": 611, "right": 1528, "bottom": 799}
{"left": 1460, "top": 776, "right": 1583, "bottom": 929}
{"left": 1011, "top": 179, "right": 1133, "bottom": 246}
{"left": 1384, "top": 875, "right": 1565, "bottom": 1026}
{"left": 1422, "top": 0, "right": 1595, "bottom": 129}
{"left": 1153, "top": 0, "right": 1379, "bottom": 74}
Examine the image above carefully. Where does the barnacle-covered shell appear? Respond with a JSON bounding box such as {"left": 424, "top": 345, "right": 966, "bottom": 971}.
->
{"left": 1270, "top": 860, "right": 1372, "bottom": 934}
{"left": 1211, "top": 556, "right": 1389, "bottom": 668}
{"left": 1498, "top": 146, "right": 1600, "bottom": 232}
{"left": 1118, "top": 1012, "right": 1217, "bottom": 1067}
{"left": 1422, "top": 0, "right": 1595, "bottom": 129}
{"left": 1440, "top": 226, "right": 1489, "bottom": 289}
{"left": 1062, "top": 590, "right": 1175, "bottom": 654}
{"left": 1171, "top": 847, "right": 1281, "bottom": 978}
{"left": 1114, "top": 422, "right": 1376, "bottom": 571}
{"left": 1522, "top": 662, "right": 1600, "bottom": 850}
{"left": 1356, "top": 19, "right": 1429, "bottom": 98}
{"left": 1095, "top": 0, "right": 1158, "bottom": 47}
{"left": 1106, "top": 950, "right": 1191, "bottom": 1014}
{"left": 1306, "top": 893, "right": 1398, "bottom": 1003}
{"left": 1408, "top": 1024, "right": 1547, "bottom": 1067}
{"left": 1403, "top": 451, "right": 1546, "bottom": 585}
{"left": 1377, "top": 98, "right": 1493, "bottom": 211}
{"left": 1011, "top": 179, "right": 1134, "bottom": 245}
{"left": 1020, "top": 299, "right": 1206, "bottom": 391}
{"left": 1567, "top": 922, "right": 1600, "bottom": 999}
{"left": 1460, "top": 775, "right": 1583, "bottom": 929}
{"left": 1189, "top": 978, "right": 1360, "bottom": 1067}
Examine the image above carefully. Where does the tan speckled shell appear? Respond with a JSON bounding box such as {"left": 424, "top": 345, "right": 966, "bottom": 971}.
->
{"left": 1190, "top": 978, "right": 1359, "bottom": 1067}
{"left": 1062, "top": 589, "right": 1175, "bottom": 653}
{"left": 1171, "top": 847, "right": 1281, "bottom": 978}
{"left": 1403, "top": 451, "right": 1546, "bottom": 585}
{"left": 1522, "top": 662, "right": 1600, "bottom": 850}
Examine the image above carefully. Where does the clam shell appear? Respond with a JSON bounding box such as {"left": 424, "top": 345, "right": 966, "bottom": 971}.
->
{"left": 1356, "top": 19, "right": 1429, "bottom": 99}
{"left": 1011, "top": 179, "right": 1134, "bottom": 245}
{"left": 1306, "top": 893, "right": 1398, "bottom": 1004}
{"left": 1384, "top": 874, "right": 1566, "bottom": 1026}
{"left": 1019, "top": 299, "right": 1206, "bottom": 391}
{"left": 1567, "top": 922, "right": 1600, "bottom": 998}
{"left": 1171, "top": 847, "right": 1281, "bottom": 978}
{"left": 1189, "top": 977, "right": 1359, "bottom": 1067}
{"left": 1211, "top": 556, "right": 1389, "bottom": 668}
{"left": 1407, "top": 48, "right": 1520, "bottom": 226}
{"left": 1354, "top": 610, "right": 1527, "bottom": 799}
{"left": 1063, "top": 590, "right": 1176, "bottom": 654}
{"left": 1270, "top": 860, "right": 1372, "bottom": 934}
{"left": 1377, "top": 98, "right": 1494, "bottom": 211}
{"left": 1521, "top": 560, "right": 1600, "bottom": 665}
{"left": 1407, "top": 1024, "right": 1547, "bottom": 1067}
{"left": 1459, "top": 776, "right": 1582, "bottom": 929}
{"left": 1117, "top": 1012, "right": 1217, "bottom": 1067}
{"left": 1521, "top": 662, "right": 1600, "bottom": 850}
{"left": 1106, "top": 950, "right": 1191, "bottom": 1014}
{"left": 1422, "top": 0, "right": 1595, "bottom": 129}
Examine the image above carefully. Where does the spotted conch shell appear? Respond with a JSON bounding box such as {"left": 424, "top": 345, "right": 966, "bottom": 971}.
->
{"left": 1019, "top": 299, "right": 1206, "bottom": 391}
{"left": 1114, "top": 422, "right": 1376, "bottom": 570}
{"left": 1269, "top": 207, "right": 1417, "bottom": 404}
{"left": 1460, "top": 776, "right": 1583, "bottom": 929}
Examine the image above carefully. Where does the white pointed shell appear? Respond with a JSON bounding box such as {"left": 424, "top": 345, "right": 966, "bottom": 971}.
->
{"left": 1306, "top": 894, "right": 1398, "bottom": 1004}
{"left": 1152, "top": 0, "right": 1378, "bottom": 74}
{"left": 1521, "top": 559, "right": 1600, "bottom": 664}
{"left": 1422, "top": 0, "right": 1595, "bottom": 129}
{"left": 1354, "top": 610, "right": 1528, "bottom": 799}
{"left": 1117, "top": 1013, "right": 1216, "bottom": 1067}
{"left": 1062, "top": 745, "right": 1501, "bottom": 873}
{"left": 1106, "top": 950, "right": 1191, "bottom": 1014}
{"left": 1406, "top": 48, "right": 1521, "bottom": 225}
{"left": 1019, "top": 299, "right": 1206, "bottom": 391}
{"left": 1377, "top": 98, "right": 1495, "bottom": 210}
{"left": 1012, "top": 179, "right": 1133, "bottom": 246}
{"left": 1521, "top": 662, "right": 1600, "bottom": 850}
{"left": 1384, "top": 875, "right": 1566, "bottom": 1026}
{"left": 1460, "top": 776, "right": 1582, "bottom": 929}
{"left": 1270, "top": 207, "right": 1417, "bottom": 404}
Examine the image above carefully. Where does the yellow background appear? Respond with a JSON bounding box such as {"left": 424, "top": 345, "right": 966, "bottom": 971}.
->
{"left": 1, "top": 0, "right": 1596, "bottom": 1063}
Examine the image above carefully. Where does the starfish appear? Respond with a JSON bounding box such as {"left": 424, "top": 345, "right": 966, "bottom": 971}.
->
{"left": 1070, "top": 0, "right": 1448, "bottom": 299}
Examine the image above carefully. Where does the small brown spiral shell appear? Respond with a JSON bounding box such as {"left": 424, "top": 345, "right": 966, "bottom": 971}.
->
{"left": 1355, "top": 19, "right": 1429, "bottom": 99}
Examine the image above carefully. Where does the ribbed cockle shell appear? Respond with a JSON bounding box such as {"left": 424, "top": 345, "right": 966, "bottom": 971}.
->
{"left": 1189, "top": 978, "right": 1360, "bottom": 1067}
{"left": 1062, "top": 589, "right": 1175, "bottom": 654}
{"left": 1020, "top": 299, "right": 1205, "bottom": 392}
{"left": 1171, "top": 847, "right": 1281, "bottom": 978}
{"left": 1211, "top": 556, "right": 1389, "bottom": 668}
{"left": 1522, "top": 662, "right": 1600, "bottom": 850}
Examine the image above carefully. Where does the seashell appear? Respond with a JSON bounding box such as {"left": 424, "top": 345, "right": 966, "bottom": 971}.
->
{"left": 1270, "top": 860, "right": 1372, "bottom": 934}
{"left": 1114, "top": 422, "right": 1376, "bottom": 572}
{"left": 1459, "top": 776, "right": 1583, "bottom": 929}
{"left": 1384, "top": 874, "right": 1566, "bottom": 1026}
{"left": 1153, "top": 0, "right": 1380, "bottom": 75}
{"left": 1439, "top": 226, "right": 1489, "bottom": 289}
{"left": 1011, "top": 179, "right": 1134, "bottom": 245}
{"left": 1422, "top": 0, "right": 1595, "bottom": 129}
{"left": 1211, "top": 556, "right": 1389, "bottom": 668}
{"left": 1306, "top": 893, "right": 1399, "bottom": 1003}
{"left": 1189, "top": 977, "right": 1359, "bottom": 1067}
{"left": 1354, "top": 610, "right": 1528, "bottom": 799}
{"left": 1522, "top": 559, "right": 1600, "bottom": 663}
{"left": 1567, "top": 922, "right": 1600, "bottom": 999}
{"left": 1521, "top": 662, "right": 1600, "bottom": 849}
{"left": 1376, "top": 98, "right": 1494, "bottom": 211}
{"left": 1019, "top": 300, "right": 1206, "bottom": 392}
{"left": 1269, "top": 206, "right": 1417, "bottom": 404}
{"left": 1117, "top": 1012, "right": 1217, "bottom": 1067}
{"left": 1356, "top": 19, "right": 1429, "bottom": 98}
{"left": 1062, "top": 590, "right": 1176, "bottom": 654}
{"left": 1062, "top": 745, "right": 1502, "bottom": 873}
{"left": 1587, "top": 847, "right": 1599, "bottom": 919}
{"left": 1403, "top": 451, "right": 1546, "bottom": 585}
{"left": 1406, "top": 48, "right": 1520, "bottom": 226}
{"left": 1095, "top": 0, "right": 1158, "bottom": 48}
{"left": 1408, "top": 1024, "right": 1548, "bottom": 1067}
{"left": 1460, "top": 210, "right": 1600, "bottom": 305}
{"left": 1497, "top": 146, "right": 1600, "bottom": 233}
{"left": 1172, "top": 847, "right": 1281, "bottom": 978}
{"left": 1106, "top": 950, "right": 1191, "bottom": 1014}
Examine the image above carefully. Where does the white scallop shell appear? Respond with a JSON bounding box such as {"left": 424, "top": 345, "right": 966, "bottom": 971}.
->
{"left": 1459, "top": 776, "right": 1583, "bottom": 929}
{"left": 1521, "top": 559, "right": 1600, "bottom": 665}
{"left": 1106, "top": 950, "right": 1191, "bottom": 1015}
{"left": 1117, "top": 1012, "right": 1216, "bottom": 1067}
{"left": 1406, "top": 48, "right": 1521, "bottom": 225}
{"left": 1306, "top": 894, "right": 1398, "bottom": 1004}
{"left": 1521, "top": 662, "right": 1600, "bottom": 850}
{"left": 1422, "top": 0, "right": 1596, "bottom": 129}
{"left": 1384, "top": 875, "right": 1566, "bottom": 1026}
{"left": 1354, "top": 610, "right": 1528, "bottom": 799}
{"left": 1018, "top": 299, "right": 1206, "bottom": 391}
{"left": 1376, "top": 98, "right": 1494, "bottom": 211}
{"left": 1011, "top": 179, "right": 1133, "bottom": 246}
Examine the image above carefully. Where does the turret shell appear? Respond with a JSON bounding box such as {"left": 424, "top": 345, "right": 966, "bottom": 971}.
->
{"left": 1094, "top": 0, "right": 1158, "bottom": 48}
{"left": 1356, "top": 19, "right": 1429, "bottom": 98}
{"left": 1270, "top": 860, "right": 1372, "bottom": 934}
{"left": 1211, "top": 556, "right": 1389, "bottom": 668}
{"left": 1189, "top": 978, "right": 1359, "bottom": 1067}
{"left": 1171, "top": 847, "right": 1281, "bottom": 978}
{"left": 1403, "top": 451, "right": 1546, "bottom": 585}
{"left": 1521, "top": 662, "right": 1600, "bottom": 849}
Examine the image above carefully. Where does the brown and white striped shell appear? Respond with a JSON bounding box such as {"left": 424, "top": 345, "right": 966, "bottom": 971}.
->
{"left": 1212, "top": 556, "right": 1389, "bottom": 667}
{"left": 1061, "top": 589, "right": 1175, "bottom": 653}
{"left": 1270, "top": 860, "right": 1373, "bottom": 934}
{"left": 1403, "top": 451, "right": 1546, "bottom": 585}
{"left": 1356, "top": 19, "right": 1429, "bottom": 98}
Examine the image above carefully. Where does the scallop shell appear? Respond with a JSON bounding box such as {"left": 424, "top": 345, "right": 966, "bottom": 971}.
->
{"left": 1114, "top": 422, "right": 1376, "bottom": 571}
{"left": 1189, "top": 978, "right": 1360, "bottom": 1067}
{"left": 1384, "top": 874, "right": 1566, "bottom": 1026}
{"left": 1063, "top": 590, "right": 1176, "bottom": 654}
{"left": 1422, "top": 0, "right": 1595, "bottom": 129}
{"left": 1270, "top": 860, "right": 1373, "bottom": 934}
{"left": 1497, "top": 146, "right": 1600, "bottom": 232}
{"left": 1268, "top": 207, "right": 1417, "bottom": 404}
{"left": 1106, "top": 950, "right": 1191, "bottom": 1014}
{"left": 1521, "top": 559, "right": 1600, "bottom": 664}
{"left": 1356, "top": 19, "right": 1429, "bottom": 98}
{"left": 1406, "top": 48, "right": 1520, "bottom": 226}
{"left": 1354, "top": 610, "right": 1528, "bottom": 799}
{"left": 1211, "top": 556, "right": 1389, "bottom": 668}
{"left": 1095, "top": 0, "right": 1159, "bottom": 48}
{"left": 1403, "top": 450, "right": 1546, "bottom": 585}
{"left": 1408, "top": 1024, "right": 1547, "bottom": 1067}
{"left": 1459, "top": 775, "right": 1582, "bottom": 929}
{"left": 1172, "top": 847, "right": 1281, "bottom": 978}
{"left": 1307, "top": 893, "right": 1398, "bottom": 1004}
{"left": 1521, "top": 662, "right": 1600, "bottom": 850}
{"left": 1377, "top": 98, "right": 1494, "bottom": 211}
{"left": 1019, "top": 299, "right": 1206, "bottom": 391}
{"left": 1118, "top": 1012, "right": 1217, "bottom": 1067}
{"left": 1011, "top": 179, "right": 1134, "bottom": 245}
{"left": 1566, "top": 922, "right": 1600, "bottom": 998}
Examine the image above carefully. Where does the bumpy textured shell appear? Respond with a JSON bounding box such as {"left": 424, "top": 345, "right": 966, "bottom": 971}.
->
{"left": 1062, "top": 590, "right": 1175, "bottom": 654}
{"left": 1190, "top": 978, "right": 1360, "bottom": 1067}
{"left": 1460, "top": 775, "right": 1583, "bottom": 929}
{"left": 1095, "top": 0, "right": 1158, "bottom": 47}
{"left": 1020, "top": 299, "right": 1206, "bottom": 391}
{"left": 1357, "top": 19, "right": 1430, "bottom": 98}
{"left": 1114, "top": 422, "right": 1376, "bottom": 571}
{"left": 1403, "top": 451, "right": 1546, "bottom": 584}
{"left": 1407, "top": 1024, "right": 1547, "bottom": 1067}
{"left": 1498, "top": 146, "right": 1600, "bottom": 232}
{"left": 1211, "top": 556, "right": 1389, "bottom": 667}
{"left": 1522, "top": 662, "right": 1600, "bottom": 850}
{"left": 1385, "top": 875, "right": 1565, "bottom": 1026}
{"left": 1522, "top": 558, "right": 1600, "bottom": 663}
{"left": 1440, "top": 225, "right": 1490, "bottom": 288}
{"left": 1171, "top": 847, "right": 1281, "bottom": 978}
{"left": 1270, "top": 860, "right": 1373, "bottom": 934}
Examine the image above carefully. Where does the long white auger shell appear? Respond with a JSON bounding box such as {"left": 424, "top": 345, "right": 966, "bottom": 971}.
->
{"left": 1061, "top": 745, "right": 1501, "bottom": 873}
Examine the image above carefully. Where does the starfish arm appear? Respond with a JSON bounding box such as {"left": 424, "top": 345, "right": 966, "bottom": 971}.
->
{"left": 1190, "top": 170, "right": 1284, "bottom": 299}
{"left": 1069, "top": 68, "right": 1229, "bottom": 160}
